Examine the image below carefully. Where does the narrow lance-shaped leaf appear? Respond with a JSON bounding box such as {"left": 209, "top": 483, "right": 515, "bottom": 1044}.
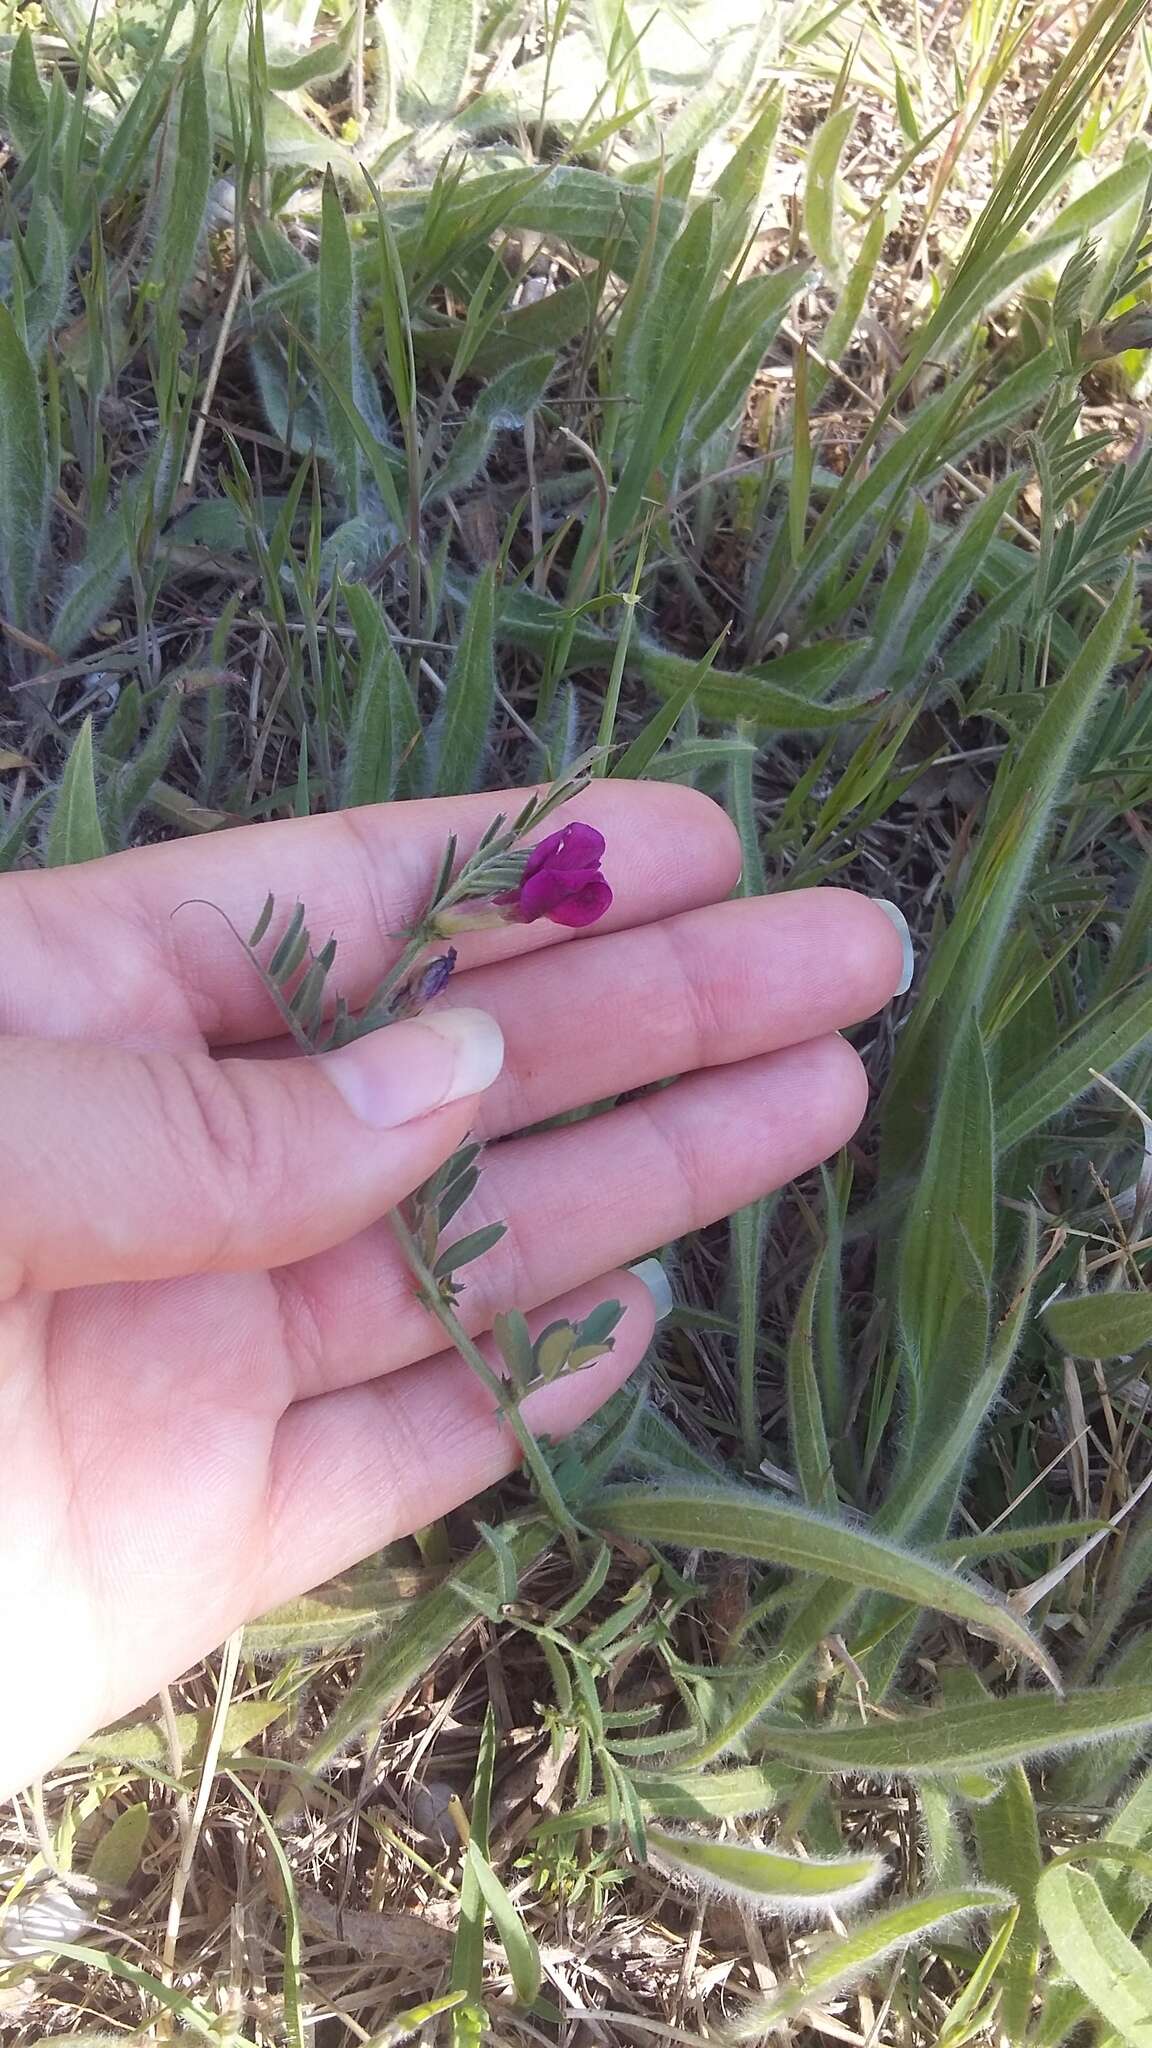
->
{"left": 4, "top": 27, "right": 49, "bottom": 156}
{"left": 968, "top": 1765, "right": 1042, "bottom": 2038}
{"left": 1037, "top": 1862, "right": 1152, "bottom": 2046}
{"left": 813, "top": 206, "right": 884, "bottom": 400}
{"left": 433, "top": 567, "right": 497, "bottom": 795}
{"left": 399, "top": 0, "right": 476, "bottom": 119}
{"left": 898, "top": 1008, "right": 995, "bottom": 1377}
{"left": 890, "top": 471, "right": 1024, "bottom": 689}
{"left": 0, "top": 301, "right": 50, "bottom": 634}
{"left": 341, "top": 582, "right": 422, "bottom": 805}
{"left": 882, "top": 1207, "right": 1040, "bottom": 1537}
{"left": 464, "top": 1842, "right": 541, "bottom": 2005}
{"left": 244, "top": 1564, "right": 432, "bottom": 1655}
{"left": 52, "top": 445, "right": 176, "bottom": 658}
{"left": 535, "top": 1765, "right": 796, "bottom": 1837}
{"left": 723, "top": 1890, "right": 1010, "bottom": 2039}
{"left": 303, "top": 1519, "right": 554, "bottom": 1773}
{"left": 1000, "top": 976, "right": 1152, "bottom": 1150}
{"left": 787, "top": 1248, "right": 837, "bottom": 1513}
{"left": 804, "top": 104, "right": 855, "bottom": 281}
{"left": 753, "top": 1689, "right": 1152, "bottom": 1777}
{"left": 915, "top": 566, "right": 1134, "bottom": 1028}
{"left": 46, "top": 717, "right": 107, "bottom": 867}
{"left": 23, "top": 192, "right": 70, "bottom": 357}
{"left": 646, "top": 1828, "right": 883, "bottom": 1914}
{"left": 663, "top": 23, "right": 774, "bottom": 164}
{"left": 319, "top": 171, "right": 363, "bottom": 515}
{"left": 487, "top": 581, "right": 874, "bottom": 730}
{"left": 426, "top": 353, "right": 555, "bottom": 505}
{"left": 591, "top": 1484, "right": 1057, "bottom": 1681}
{"left": 72, "top": 1697, "right": 285, "bottom": 1768}
{"left": 148, "top": 55, "right": 211, "bottom": 308}
{"left": 87, "top": 1802, "right": 152, "bottom": 1891}
{"left": 682, "top": 264, "right": 807, "bottom": 459}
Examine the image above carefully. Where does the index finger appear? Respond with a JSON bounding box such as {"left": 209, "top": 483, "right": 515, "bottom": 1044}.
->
{"left": 0, "top": 781, "right": 741, "bottom": 1048}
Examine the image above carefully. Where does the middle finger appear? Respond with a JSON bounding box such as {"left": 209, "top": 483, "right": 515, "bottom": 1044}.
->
{"left": 459, "top": 886, "right": 903, "bottom": 1140}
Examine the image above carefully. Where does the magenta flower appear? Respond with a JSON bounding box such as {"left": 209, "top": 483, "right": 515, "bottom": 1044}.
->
{"left": 495, "top": 821, "right": 613, "bottom": 929}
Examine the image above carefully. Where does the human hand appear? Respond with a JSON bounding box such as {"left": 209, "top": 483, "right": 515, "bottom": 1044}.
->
{"left": 0, "top": 783, "right": 908, "bottom": 1794}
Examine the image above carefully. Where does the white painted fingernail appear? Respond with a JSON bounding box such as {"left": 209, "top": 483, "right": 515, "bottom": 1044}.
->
{"left": 630, "top": 1258, "right": 674, "bottom": 1321}
{"left": 873, "top": 899, "right": 915, "bottom": 996}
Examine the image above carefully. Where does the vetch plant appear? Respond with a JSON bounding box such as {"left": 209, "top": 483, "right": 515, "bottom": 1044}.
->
{"left": 210, "top": 773, "right": 623, "bottom": 1548}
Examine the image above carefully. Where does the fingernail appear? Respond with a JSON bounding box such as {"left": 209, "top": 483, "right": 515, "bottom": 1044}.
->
{"left": 630, "top": 1257, "right": 674, "bottom": 1322}
{"left": 873, "top": 898, "right": 915, "bottom": 996}
{"left": 323, "top": 1009, "right": 505, "bottom": 1129}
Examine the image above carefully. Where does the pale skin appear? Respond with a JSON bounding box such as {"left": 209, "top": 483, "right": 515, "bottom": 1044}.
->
{"left": 0, "top": 782, "right": 905, "bottom": 1797}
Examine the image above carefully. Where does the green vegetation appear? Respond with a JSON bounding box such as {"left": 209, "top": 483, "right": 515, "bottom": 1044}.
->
{"left": 6, "top": 0, "right": 1152, "bottom": 2039}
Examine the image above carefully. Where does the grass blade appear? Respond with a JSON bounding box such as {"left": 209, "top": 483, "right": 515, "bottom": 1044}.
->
{"left": 464, "top": 1841, "right": 541, "bottom": 2005}
{"left": 451, "top": 1703, "right": 496, "bottom": 2046}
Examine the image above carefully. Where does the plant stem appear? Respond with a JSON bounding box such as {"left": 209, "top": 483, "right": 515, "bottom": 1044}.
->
{"left": 387, "top": 1209, "right": 583, "bottom": 1556}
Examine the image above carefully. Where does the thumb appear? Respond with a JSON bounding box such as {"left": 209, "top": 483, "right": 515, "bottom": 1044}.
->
{"left": 0, "top": 1011, "right": 504, "bottom": 1297}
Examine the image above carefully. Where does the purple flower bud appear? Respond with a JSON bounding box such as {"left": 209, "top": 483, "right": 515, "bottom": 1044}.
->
{"left": 388, "top": 948, "right": 458, "bottom": 1018}
{"left": 418, "top": 949, "right": 458, "bottom": 1002}
{"left": 494, "top": 821, "right": 613, "bottom": 929}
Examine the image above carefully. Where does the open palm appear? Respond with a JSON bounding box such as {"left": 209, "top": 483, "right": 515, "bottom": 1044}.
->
{"left": 0, "top": 782, "right": 904, "bottom": 1794}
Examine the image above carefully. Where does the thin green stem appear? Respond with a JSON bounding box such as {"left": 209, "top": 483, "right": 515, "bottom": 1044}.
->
{"left": 387, "top": 1209, "right": 583, "bottom": 1555}
{"left": 594, "top": 513, "right": 652, "bottom": 768}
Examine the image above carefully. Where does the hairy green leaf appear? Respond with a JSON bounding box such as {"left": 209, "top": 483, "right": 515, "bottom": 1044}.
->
{"left": 0, "top": 301, "right": 50, "bottom": 634}
{"left": 591, "top": 1485, "right": 1056, "bottom": 1680}
{"left": 73, "top": 1699, "right": 285, "bottom": 1769}
{"left": 724, "top": 1890, "right": 1009, "bottom": 2038}
{"left": 646, "top": 1828, "right": 882, "bottom": 1911}
{"left": 755, "top": 1688, "right": 1152, "bottom": 1776}
{"left": 433, "top": 566, "right": 497, "bottom": 794}
{"left": 1037, "top": 1862, "right": 1152, "bottom": 2045}
{"left": 1044, "top": 1290, "right": 1152, "bottom": 1358}
{"left": 804, "top": 104, "right": 855, "bottom": 280}
{"left": 46, "top": 717, "right": 107, "bottom": 867}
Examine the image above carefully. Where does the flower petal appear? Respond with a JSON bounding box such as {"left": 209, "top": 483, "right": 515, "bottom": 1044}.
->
{"left": 540, "top": 876, "right": 614, "bottom": 928}
{"left": 518, "top": 866, "right": 606, "bottom": 920}
{"left": 520, "top": 827, "right": 566, "bottom": 884}
{"left": 548, "top": 822, "right": 607, "bottom": 870}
